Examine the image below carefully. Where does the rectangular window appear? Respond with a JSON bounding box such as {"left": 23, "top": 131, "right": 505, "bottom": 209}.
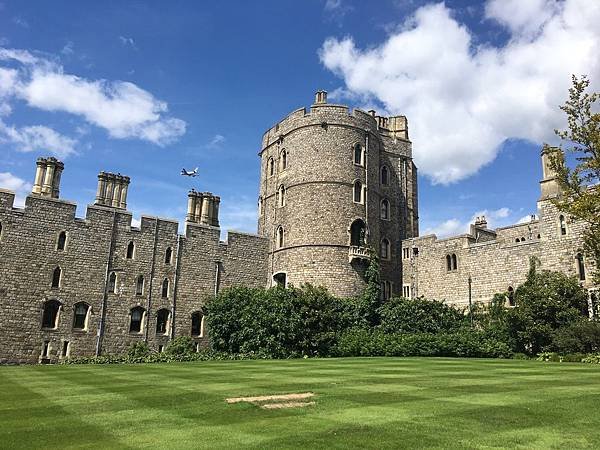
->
{"left": 403, "top": 284, "right": 411, "bottom": 298}
{"left": 402, "top": 248, "right": 410, "bottom": 259}
{"left": 42, "top": 341, "right": 50, "bottom": 357}
{"left": 62, "top": 341, "right": 70, "bottom": 358}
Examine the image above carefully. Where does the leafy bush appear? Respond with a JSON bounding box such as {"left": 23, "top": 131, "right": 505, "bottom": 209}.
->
{"left": 378, "top": 297, "right": 467, "bottom": 334}
{"left": 582, "top": 354, "right": 600, "bottom": 364}
{"left": 127, "top": 341, "right": 150, "bottom": 358}
{"left": 511, "top": 353, "right": 530, "bottom": 360}
{"left": 332, "top": 328, "right": 511, "bottom": 358}
{"left": 164, "top": 336, "right": 196, "bottom": 355}
{"left": 63, "top": 350, "right": 267, "bottom": 365}
{"left": 552, "top": 320, "right": 600, "bottom": 353}
{"left": 536, "top": 352, "right": 586, "bottom": 363}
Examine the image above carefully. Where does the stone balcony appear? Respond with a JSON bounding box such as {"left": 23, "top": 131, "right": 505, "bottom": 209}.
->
{"left": 349, "top": 246, "right": 370, "bottom": 262}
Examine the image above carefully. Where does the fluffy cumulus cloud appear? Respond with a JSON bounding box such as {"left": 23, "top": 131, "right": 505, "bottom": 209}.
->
{"left": 0, "top": 120, "right": 76, "bottom": 157}
{"left": 0, "top": 47, "right": 186, "bottom": 151}
{"left": 319, "top": 0, "right": 600, "bottom": 184}
{"left": 0, "top": 172, "right": 32, "bottom": 207}
{"left": 424, "top": 207, "right": 514, "bottom": 238}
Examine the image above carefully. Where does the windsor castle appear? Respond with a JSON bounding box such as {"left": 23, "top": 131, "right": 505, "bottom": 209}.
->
{"left": 0, "top": 91, "right": 597, "bottom": 364}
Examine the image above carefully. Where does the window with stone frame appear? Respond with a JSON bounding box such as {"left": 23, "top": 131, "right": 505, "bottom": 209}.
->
{"left": 156, "top": 309, "right": 170, "bottom": 335}
{"left": 280, "top": 149, "right": 288, "bottom": 171}
{"left": 56, "top": 231, "right": 67, "bottom": 251}
{"left": 161, "top": 278, "right": 170, "bottom": 298}
{"left": 191, "top": 311, "right": 203, "bottom": 337}
{"left": 353, "top": 143, "right": 364, "bottom": 166}
{"left": 268, "top": 157, "right": 275, "bottom": 177}
{"left": 135, "top": 275, "right": 144, "bottom": 296}
{"left": 165, "top": 247, "right": 173, "bottom": 264}
{"left": 129, "top": 307, "right": 145, "bottom": 333}
{"left": 381, "top": 199, "right": 390, "bottom": 220}
{"left": 108, "top": 272, "right": 117, "bottom": 293}
{"left": 380, "top": 166, "right": 389, "bottom": 185}
{"left": 559, "top": 215, "right": 567, "bottom": 236}
{"left": 277, "top": 185, "right": 286, "bottom": 207}
{"left": 52, "top": 266, "right": 62, "bottom": 288}
{"left": 42, "top": 300, "right": 61, "bottom": 329}
{"left": 380, "top": 238, "right": 391, "bottom": 260}
{"left": 576, "top": 253, "right": 586, "bottom": 281}
{"left": 72, "top": 302, "right": 89, "bottom": 330}
{"left": 402, "top": 284, "right": 411, "bottom": 298}
{"left": 353, "top": 181, "right": 363, "bottom": 203}
{"left": 276, "top": 226, "right": 285, "bottom": 249}
{"left": 126, "top": 241, "right": 135, "bottom": 259}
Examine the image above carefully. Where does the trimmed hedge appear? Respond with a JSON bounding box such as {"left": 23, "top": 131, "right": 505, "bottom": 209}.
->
{"left": 331, "top": 328, "right": 512, "bottom": 358}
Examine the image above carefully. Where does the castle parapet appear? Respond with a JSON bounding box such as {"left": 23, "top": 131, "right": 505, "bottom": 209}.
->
{"left": 187, "top": 190, "right": 220, "bottom": 227}
{"left": 32, "top": 157, "right": 64, "bottom": 199}
{"left": 95, "top": 171, "right": 130, "bottom": 209}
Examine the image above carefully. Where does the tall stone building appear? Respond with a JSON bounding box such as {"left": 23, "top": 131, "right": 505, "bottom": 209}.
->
{"left": 0, "top": 91, "right": 597, "bottom": 364}
{"left": 258, "top": 91, "right": 418, "bottom": 298}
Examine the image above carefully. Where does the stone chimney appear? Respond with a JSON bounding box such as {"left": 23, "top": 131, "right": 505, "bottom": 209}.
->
{"left": 314, "top": 90, "right": 327, "bottom": 104}
{"left": 474, "top": 216, "right": 488, "bottom": 229}
{"left": 186, "top": 190, "right": 220, "bottom": 226}
{"left": 95, "top": 171, "right": 130, "bottom": 209}
{"left": 32, "top": 157, "right": 64, "bottom": 199}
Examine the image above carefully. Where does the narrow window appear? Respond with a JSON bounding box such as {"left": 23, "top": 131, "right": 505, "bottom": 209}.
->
{"left": 353, "top": 143, "right": 364, "bottom": 165}
{"left": 380, "top": 199, "right": 390, "bottom": 220}
{"left": 42, "top": 300, "right": 61, "bottom": 329}
{"left": 559, "top": 215, "right": 567, "bottom": 236}
{"left": 72, "top": 302, "right": 89, "bottom": 330}
{"left": 129, "top": 307, "right": 145, "bottom": 333}
{"left": 191, "top": 311, "right": 203, "bottom": 337}
{"left": 452, "top": 254, "right": 458, "bottom": 271}
{"left": 273, "top": 272, "right": 287, "bottom": 288}
{"left": 353, "top": 181, "right": 363, "bottom": 203}
{"left": 268, "top": 157, "right": 274, "bottom": 177}
{"left": 42, "top": 341, "right": 50, "bottom": 357}
{"left": 446, "top": 254, "right": 452, "bottom": 271}
{"left": 126, "top": 241, "right": 135, "bottom": 259}
{"left": 165, "top": 247, "right": 172, "bottom": 265}
{"left": 402, "top": 284, "right": 411, "bottom": 298}
{"left": 515, "top": 238, "right": 520, "bottom": 243}
{"left": 52, "top": 266, "right": 62, "bottom": 288}
{"left": 276, "top": 226, "right": 285, "bottom": 249}
{"left": 280, "top": 149, "right": 287, "bottom": 171}
{"left": 108, "top": 272, "right": 117, "bottom": 294}
{"left": 158, "top": 345, "right": 164, "bottom": 353}
{"left": 156, "top": 309, "right": 170, "bottom": 335}
{"left": 0, "top": 221, "right": 3, "bottom": 239}
{"left": 380, "top": 166, "right": 389, "bottom": 185}
{"left": 380, "top": 238, "right": 390, "bottom": 260}
{"left": 136, "top": 275, "right": 144, "bottom": 296}
{"left": 258, "top": 196, "right": 263, "bottom": 215}
{"left": 576, "top": 253, "right": 586, "bottom": 281}
{"left": 507, "top": 286, "right": 515, "bottom": 307}
{"left": 56, "top": 231, "right": 67, "bottom": 251}
{"left": 62, "top": 341, "right": 70, "bottom": 358}
{"left": 380, "top": 281, "right": 392, "bottom": 300}
{"left": 161, "top": 278, "right": 169, "bottom": 298}
{"left": 277, "top": 185, "right": 286, "bottom": 207}
{"left": 350, "top": 219, "right": 366, "bottom": 247}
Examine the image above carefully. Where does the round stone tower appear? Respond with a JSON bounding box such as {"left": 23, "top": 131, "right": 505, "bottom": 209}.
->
{"left": 258, "top": 91, "right": 418, "bottom": 298}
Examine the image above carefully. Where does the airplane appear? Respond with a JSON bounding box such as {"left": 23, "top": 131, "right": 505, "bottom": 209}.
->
{"left": 181, "top": 167, "right": 199, "bottom": 177}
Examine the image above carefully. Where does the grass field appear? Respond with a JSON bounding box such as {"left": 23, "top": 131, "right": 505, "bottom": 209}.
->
{"left": 1, "top": 358, "right": 600, "bottom": 449}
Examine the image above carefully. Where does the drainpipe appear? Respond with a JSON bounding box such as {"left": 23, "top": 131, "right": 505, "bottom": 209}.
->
{"left": 364, "top": 130, "right": 369, "bottom": 238}
{"left": 171, "top": 234, "right": 182, "bottom": 340}
{"left": 214, "top": 261, "right": 221, "bottom": 296}
{"left": 96, "top": 209, "right": 118, "bottom": 356}
{"left": 468, "top": 275, "right": 473, "bottom": 327}
{"left": 144, "top": 217, "right": 159, "bottom": 342}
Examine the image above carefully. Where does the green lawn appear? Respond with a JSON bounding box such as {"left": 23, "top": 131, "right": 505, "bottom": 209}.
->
{"left": 1, "top": 358, "right": 600, "bottom": 449}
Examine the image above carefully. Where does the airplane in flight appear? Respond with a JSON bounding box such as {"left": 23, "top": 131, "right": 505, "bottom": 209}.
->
{"left": 181, "top": 167, "right": 199, "bottom": 177}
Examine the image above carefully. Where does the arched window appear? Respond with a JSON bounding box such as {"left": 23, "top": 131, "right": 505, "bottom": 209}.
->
{"left": 380, "top": 166, "right": 389, "bottom": 185}
{"left": 73, "top": 302, "right": 89, "bottom": 330}
{"left": 451, "top": 254, "right": 458, "bottom": 271}
{"left": 135, "top": 275, "right": 144, "bottom": 296}
{"left": 156, "top": 309, "right": 170, "bottom": 335}
{"left": 52, "top": 266, "right": 62, "bottom": 288}
{"left": 108, "top": 272, "right": 117, "bottom": 294}
{"left": 446, "top": 254, "right": 452, "bottom": 271}
{"left": 380, "top": 238, "right": 390, "bottom": 260}
{"left": 353, "top": 181, "right": 363, "bottom": 203}
{"left": 268, "top": 157, "right": 274, "bottom": 177}
{"left": 576, "top": 253, "right": 586, "bottom": 281}
{"left": 161, "top": 278, "right": 170, "bottom": 298}
{"left": 165, "top": 247, "right": 172, "bottom": 264}
{"left": 273, "top": 272, "right": 287, "bottom": 288}
{"left": 380, "top": 199, "right": 390, "bottom": 220}
{"left": 280, "top": 149, "right": 287, "bottom": 171}
{"left": 353, "top": 143, "right": 364, "bottom": 165}
{"left": 277, "top": 185, "right": 286, "bottom": 207}
{"left": 42, "top": 300, "right": 61, "bottom": 329}
{"left": 276, "top": 226, "right": 285, "bottom": 249}
{"left": 507, "top": 286, "right": 515, "bottom": 307}
{"left": 350, "top": 219, "right": 366, "bottom": 247}
{"left": 191, "top": 311, "right": 204, "bottom": 337}
{"left": 559, "top": 215, "right": 567, "bottom": 236}
{"left": 56, "top": 231, "right": 67, "bottom": 251}
{"left": 126, "top": 241, "right": 135, "bottom": 259}
{"left": 129, "top": 307, "right": 145, "bottom": 333}
{"left": 515, "top": 238, "right": 520, "bottom": 243}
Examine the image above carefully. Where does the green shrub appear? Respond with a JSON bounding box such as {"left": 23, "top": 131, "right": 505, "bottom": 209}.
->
{"left": 561, "top": 353, "right": 587, "bottom": 362}
{"left": 378, "top": 297, "right": 467, "bottom": 334}
{"left": 582, "top": 354, "right": 600, "bottom": 364}
{"left": 127, "top": 341, "right": 150, "bottom": 358}
{"left": 511, "top": 353, "right": 530, "bottom": 360}
{"left": 164, "top": 336, "right": 196, "bottom": 355}
{"left": 552, "top": 320, "right": 600, "bottom": 353}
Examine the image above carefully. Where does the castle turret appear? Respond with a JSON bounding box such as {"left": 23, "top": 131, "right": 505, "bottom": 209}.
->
{"left": 32, "top": 157, "right": 64, "bottom": 199}
{"left": 186, "top": 190, "right": 220, "bottom": 226}
{"left": 540, "top": 146, "right": 563, "bottom": 201}
{"left": 94, "top": 171, "right": 130, "bottom": 209}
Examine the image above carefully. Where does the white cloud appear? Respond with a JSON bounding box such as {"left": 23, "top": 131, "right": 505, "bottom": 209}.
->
{"left": 61, "top": 41, "right": 74, "bottom": 56}
{"left": 319, "top": 0, "right": 600, "bottom": 184}
{"left": 0, "top": 172, "right": 32, "bottom": 207}
{"left": 0, "top": 47, "right": 186, "bottom": 146}
{"left": 118, "top": 36, "right": 137, "bottom": 50}
{"left": 0, "top": 120, "right": 76, "bottom": 157}
{"left": 424, "top": 207, "right": 513, "bottom": 238}
{"left": 205, "top": 134, "right": 226, "bottom": 149}
{"left": 517, "top": 214, "right": 538, "bottom": 224}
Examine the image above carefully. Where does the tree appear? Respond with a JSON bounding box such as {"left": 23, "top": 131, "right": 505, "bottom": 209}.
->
{"left": 547, "top": 75, "right": 600, "bottom": 283}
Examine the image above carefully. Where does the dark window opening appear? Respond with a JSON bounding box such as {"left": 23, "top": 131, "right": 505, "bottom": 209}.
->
{"left": 350, "top": 219, "right": 366, "bottom": 247}
{"left": 42, "top": 300, "right": 60, "bottom": 329}
{"left": 158, "top": 345, "right": 164, "bottom": 353}
{"left": 576, "top": 253, "right": 586, "bottom": 281}
{"left": 353, "top": 181, "right": 363, "bottom": 203}
{"left": 136, "top": 275, "right": 144, "bottom": 296}
{"left": 129, "top": 307, "right": 144, "bottom": 333}
{"left": 165, "top": 247, "right": 172, "bottom": 264}
{"left": 276, "top": 226, "right": 284, "bottom": 249}
{"left": 268, "top": 157, "right": 274, "bottom": 177}
{"left": 191, "top": 311, "right": 203, "bottom": 336}
{"left": 161, "top": 278, "right": 169, "bottom": 298}
{"left": 380, "top": 239, "right": 390, "bottom": 260}
{"left": 559, "top": 215, "right": 567, "bottom": 235}
{"left": 381, "top": 199, "right": 390, "bottom": 220}
{"left": 446, "top": 254, "right": 452, "bottom": 271}
{"left": 273, "top": 272, "right": 287, "bottom": 288}
{"left": 108, "top": 272, "right": 116, "bottom": 293}
{"left": 57, "top": 231, "right": 67, "bottom": 251}
{"left": 62, "top": 341, "right": 69, "bottom": 357}
{"left": 380, "top": 166, "right": 389, "bottom": 185}
{"left": 73, "top": 303, "right": 89, "bottom": 330}
{"left": 507, "top": 286, "right": 515, "bottom": 307}
{"left": 126, "top": 241, "right": 135, "bottom": 259}
{"left": 156, "top": 309, "right": 169, "bottom": 335}
{"left": 42, "top": 340, "right": 50, "bottom": 357}
{"left": 451, "top": 254, "right": 458, "bottom": 271}
{"left": 52, "top": 266, "right": 61, "bottom": 288}
{"left": 353, "top": 143, "right": 363, "bottom": 165}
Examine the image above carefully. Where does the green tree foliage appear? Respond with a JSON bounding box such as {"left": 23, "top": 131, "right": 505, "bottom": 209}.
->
{"left": 505, "top": 267, "right": 589, "bottom": 355}
{"left": 361, "top": 248, "right": 382, "bottom": 326}
{"left": 378, "top": 297, "right": 467, "bottom": 334}
{"left": 547, "top": 75, "right": 600, "bottom": 283}
{"left": 551, "top": 319, "right": 600, "bottom": 354}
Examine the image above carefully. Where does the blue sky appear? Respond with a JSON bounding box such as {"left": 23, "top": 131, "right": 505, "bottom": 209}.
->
{"left": 1, "top": 0, "right": 598, "bottom": 237}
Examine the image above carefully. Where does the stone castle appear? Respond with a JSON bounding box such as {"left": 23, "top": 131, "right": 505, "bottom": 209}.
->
{"left": 0, "top": 91, "right": 596, "bottom": 363}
